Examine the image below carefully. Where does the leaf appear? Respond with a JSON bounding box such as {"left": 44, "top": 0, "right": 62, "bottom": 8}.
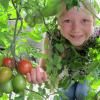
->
{"left": 14, "top": 95, "right": 24, "bottom": 100}
{"left": 0, "top": 0, "right": 9, "bottom": 11}
{"left": 27, "top": 93, "right": 43, "bottom": 100}
{"left": 53, "top": 95, "right": 60, "bottom": 100}
{"left": 43, "top": 0, "right": 62, "bottom": 17}
{"left": 0, "top": 93, "right": 9, "bottom": 99}
{"left": 55, "top": 43, "right": 64, "bottom": 53}
{"left": 87, "top": 61, "right": 100, "bottom": 74}
{"left": 65, "top": 0, "right": 79, "bottom": 11}
{"left": 32, "top": 52, "right": 48, "bottom": 59}
{"left": 91, "top": 80, "right": 100, "bottom": 90}
{"left": 58, "top": 90, "right": 68, "bottom": 100}
{"left": 94, "top": 0, "right": 100, "bottom": 12}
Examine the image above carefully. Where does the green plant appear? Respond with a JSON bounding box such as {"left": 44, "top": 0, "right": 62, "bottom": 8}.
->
{"left": 0, "top": 0, "right": 99, "bottom": 99}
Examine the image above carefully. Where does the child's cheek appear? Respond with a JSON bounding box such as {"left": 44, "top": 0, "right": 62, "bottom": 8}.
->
{"left": 86, "top": 27, "right": 93, "bottom": 36}
{"left": 60, "top": 24, "right": 72, "bottom": 34}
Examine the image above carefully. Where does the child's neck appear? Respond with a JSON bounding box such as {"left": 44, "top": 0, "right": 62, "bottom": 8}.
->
{"left": 75, "top": 46, "right": 83, "bottom": 50}
{"left": 75, "top": 39, "right": 89, "bottom": 50}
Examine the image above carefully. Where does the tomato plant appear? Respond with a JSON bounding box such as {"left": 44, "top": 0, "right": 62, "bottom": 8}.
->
{"left": 0, "top": 67, "right": 12, "bottom": 83}
{"left": 0, "top": 0, "right": 99, "bottom": 100}
{"left": 12, "top": 74, "right": 26, "bottom": 93}
{"left": 17, "top": 59, "right": 33, "bottom": 74}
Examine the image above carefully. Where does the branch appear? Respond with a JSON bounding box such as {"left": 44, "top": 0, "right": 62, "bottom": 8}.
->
{"left": 80, "top": 0, "right": 100, "bottom": 20}
{"left": 17, "top": 17, "right": 23, "bottom": 35}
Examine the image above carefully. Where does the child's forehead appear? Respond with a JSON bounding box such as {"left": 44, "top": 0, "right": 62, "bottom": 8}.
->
{"left": 58, "top": 6, "right": 92, "bottom": 18}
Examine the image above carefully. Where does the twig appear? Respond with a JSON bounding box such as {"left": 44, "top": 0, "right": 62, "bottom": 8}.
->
{"left": 10, "top": 0, "right": 18, "bottom": 58}
{"left": 80, "top": 0, "right": 100, "bottom": 20}
{"left": 10, "top": 0, "right": 23, "bottom": 68}
{"left": 17, "top": 17, "right": 23, "bottom": 35}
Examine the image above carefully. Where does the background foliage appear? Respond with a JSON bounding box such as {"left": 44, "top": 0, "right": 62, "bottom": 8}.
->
{"left": 0, "top": 0, "right": 100, "bottom": 100}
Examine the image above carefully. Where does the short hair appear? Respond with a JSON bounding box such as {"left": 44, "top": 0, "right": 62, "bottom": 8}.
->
{"left": 57, "top": 0, "right": 98, "bottom": 20}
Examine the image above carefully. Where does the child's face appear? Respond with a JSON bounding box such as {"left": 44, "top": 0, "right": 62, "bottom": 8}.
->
{"left": 58, "top": 6, "right": 94, "bottom": 47}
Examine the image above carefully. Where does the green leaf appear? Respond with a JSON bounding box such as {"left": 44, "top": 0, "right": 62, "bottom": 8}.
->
{"left": 27, "top": 93, "right": 43, "bottom": 100}
{"left": 65, "top": 0, "right": 79, "bottom": 11}
{"left": 0, "top": 93, "right": 9, "bottom": 99}
{"left": 32, "top": 52, "right": 48, "bottom": 59}
{"left": 0, "top": 0, "right": 9, "bottom": 11}
{"left": 43, "top": 0, "right": 62, "bottom": 17}
{"left": 53, "top": 95, "right": 60, "bottom": 100}
{"left": 91, "top": 80, "right": 100, "bottom": 90}
{"left": 14, "top": 95, "right": 24, "bottom": 100}
{"left": 55, "top": 43, "right": 64, "bottom": 53}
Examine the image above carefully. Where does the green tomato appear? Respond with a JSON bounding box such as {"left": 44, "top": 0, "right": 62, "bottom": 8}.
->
{"left": 12, "top": 74, "right": 26, "bottom": 93}
{"left": 0, "top": 67, "right": 12, "bottom": 83}
{"left": 0, "top": 80, "right": 13, "bottom": 93}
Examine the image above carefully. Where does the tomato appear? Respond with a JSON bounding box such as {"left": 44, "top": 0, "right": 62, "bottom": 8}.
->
{"left": 0, "top": 67, "right": 12, "bottom": 83}
{"left": 0, "top": 80, "right": 13, "bottom": 93}
{"left": 2, "top": 57, "right": 14, "bottom": 68}
{"left": 17, "top": 59, "right": 33, "bottom": 74}
{"left": 12, "top": 74, "right": 26, "bottom": 93}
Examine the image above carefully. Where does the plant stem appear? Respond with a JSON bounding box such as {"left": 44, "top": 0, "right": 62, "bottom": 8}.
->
{"left": 10, "top": 0, "right": 17, "bottom": 58}
{"left": 17, "top": 17, "right": 23, "bottom": 35}
{"left": 11, "top": 0, "right": 22, "bottom": 59}
{"left": 80, "top": 0, "right": 100, "bottom": 20}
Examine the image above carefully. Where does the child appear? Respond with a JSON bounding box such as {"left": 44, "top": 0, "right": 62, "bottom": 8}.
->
{"left": 26, "top": 1, "right": 100, "bottom": 100}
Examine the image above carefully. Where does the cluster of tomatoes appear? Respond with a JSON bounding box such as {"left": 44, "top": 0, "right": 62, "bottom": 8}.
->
{"left": 0, "top": 57, "right": 33, "bottom": 94}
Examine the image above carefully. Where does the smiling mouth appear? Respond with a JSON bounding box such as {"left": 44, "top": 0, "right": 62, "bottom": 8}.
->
{"left": 70, "top": 34, "right": 84, "bottom": 39}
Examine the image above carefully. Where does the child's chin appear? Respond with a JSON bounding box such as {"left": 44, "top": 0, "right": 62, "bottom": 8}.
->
{"left": 71, "top": 42, "right": 84, "bottom": 47}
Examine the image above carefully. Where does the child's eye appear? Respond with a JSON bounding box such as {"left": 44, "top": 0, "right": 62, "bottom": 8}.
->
{"left": 63, "top": 19, "right": 72, "bottom": 23}
{"left": 82, "top": 19, "right": 90, "bottom": 23}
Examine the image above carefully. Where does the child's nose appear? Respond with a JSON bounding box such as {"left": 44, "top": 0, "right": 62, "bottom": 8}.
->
{"left": 72, "top": 21, "right": 82, "bottom": 33}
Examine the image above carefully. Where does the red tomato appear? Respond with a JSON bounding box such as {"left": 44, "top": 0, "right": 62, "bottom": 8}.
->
{"left": 17, "top": 59, "right": 33, "bottom": 74}
{"left": 2, "top": 57, "right": 13, "bottom": 68}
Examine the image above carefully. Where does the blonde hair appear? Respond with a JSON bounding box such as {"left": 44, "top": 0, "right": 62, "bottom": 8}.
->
{"left": 57, "top": 0, "right": 97, "bottom": 20}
